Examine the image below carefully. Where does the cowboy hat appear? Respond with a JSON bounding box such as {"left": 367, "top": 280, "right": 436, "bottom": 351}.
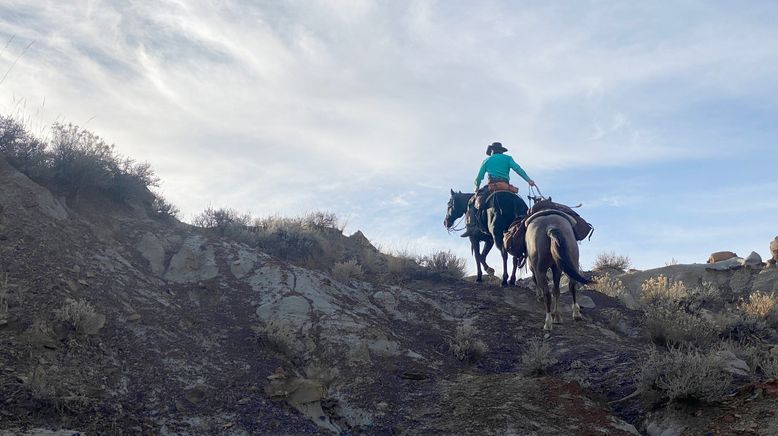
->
{"left": 486, "top": 142, "right": 508, "bottom": 155}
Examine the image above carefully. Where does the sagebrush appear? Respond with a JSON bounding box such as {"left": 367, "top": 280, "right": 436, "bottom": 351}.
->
{"left": 451, "top": 325, "right": 488, "bottom": 364}
{"left": 521, "top": 337, "right": 556, "bottom": 375}
{"left": 332, "top": 260, "right": 364, "bottom": 283}
{"left": 1, "top": 115, "right": 161, "bottom": 207}
{"left": 638, "top": 346, "right": 731, "bottom": 404}
{"left": 54, "top": 299, "right": 105, "bottom": 335}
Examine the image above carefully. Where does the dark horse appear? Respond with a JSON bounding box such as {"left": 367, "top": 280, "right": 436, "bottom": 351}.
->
{"left": 444, "top": 189, "right": 527, "bottom": 286}
{"left": 444, "top": 191, "right": 494, "bottom": 282}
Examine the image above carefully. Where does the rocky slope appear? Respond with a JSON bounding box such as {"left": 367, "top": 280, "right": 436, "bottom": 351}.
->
{"left": 1, "top": 156, "right": 777, "bottom": 435}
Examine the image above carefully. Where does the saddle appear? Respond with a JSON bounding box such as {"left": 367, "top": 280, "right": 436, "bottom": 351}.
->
{"left": 474, "top": 182, "right": 519, "bottom": 209}
{"left": 503, "top": 198, "right": 594, "bottom": 266}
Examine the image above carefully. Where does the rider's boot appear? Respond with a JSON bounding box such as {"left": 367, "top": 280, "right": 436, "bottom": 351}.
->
{"left": 460, "top": 207, "right": 478, "bottom": 238}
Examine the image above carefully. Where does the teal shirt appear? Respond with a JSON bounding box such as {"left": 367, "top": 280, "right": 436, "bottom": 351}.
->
{"left": 475, "top": 153, "right": 531, "bottom": 188}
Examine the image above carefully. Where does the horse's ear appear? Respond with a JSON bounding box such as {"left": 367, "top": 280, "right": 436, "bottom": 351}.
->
{"left": 450, "top": 189, "right": 455, "bottom": 195}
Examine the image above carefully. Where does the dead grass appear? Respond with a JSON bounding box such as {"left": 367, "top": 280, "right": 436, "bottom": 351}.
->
{"left": 451, "top": 325, "right": 488, "bottom": 364}
{"left": 331, "top": 260, "right": 364, "bottom": 283}
{"left": 593, "top": 273, "right": 626, "bottom": 299}
{"left": 54, "top": 298, "right": 105, "bottom": 335}
{"left": 640, "top": 275, "right": 689, "bottom": 304}
{"left": 739, "top": 291, "right": 776, "bottom": 319}
{"left": 521, "top": 337, "right": 556, "bottom": 375}
{"left": 638, "top": 345, "right": 731, "bottom": 404}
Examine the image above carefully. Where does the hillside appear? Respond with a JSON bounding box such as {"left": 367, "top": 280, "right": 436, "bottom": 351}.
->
{"left": 1, "top": 151, "right": 778, "bottom": 435}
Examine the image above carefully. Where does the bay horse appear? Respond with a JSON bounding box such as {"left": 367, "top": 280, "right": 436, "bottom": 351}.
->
{"left": 525, "top": 213, "right": 593, "bottom": 330}
{"left": 445, "top": 189, "right": 526, "bottom": 286}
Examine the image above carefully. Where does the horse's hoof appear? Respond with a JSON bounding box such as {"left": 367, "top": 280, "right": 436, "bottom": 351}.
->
{"left": 476, "top": 277, "right": 483, "bottom": 283}
{"left": 543, "top": 323, "right": 553, "bottom": 331}
{"left": 486, "top": 267, "right": 495, "bottom": 275}
{"left": 509, "top": 280, "right": 516, "bottom": 287}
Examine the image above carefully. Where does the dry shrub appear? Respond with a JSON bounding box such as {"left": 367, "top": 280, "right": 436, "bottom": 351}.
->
{"left": 640, "top": 275, "right": 689, "bottom": 304}
{"left": 150, "top": 192, "right": 179, "bottom": 219}
{"left": 54, "top": 298, "right": 105, "bottom": 335}
{"left": 418, "top": 250, "right": 467, "bottom": 280}
{"left": 451, "top": 325, "right": 488, "bottom": 364}
{"left": 761, "top": 354, "right": 778, "bottom": 378}
{"left": 594, "top": 273, "right": 626, "bottom": 299}
{"left": 638, "top": 346, "right": 731, "bottom": 404}
{"left": 643, "top": 300, "right": 718, "bottom": 347}
{"left": 521, "top": 337, "right": 556, "bottom": 375}
{"left": 739, "top": 291, "right": 776, "bottom": 319}
{"left": 592, "top": 251, "right": 632, "bottom": 272}
{"left": 331, "top": 260, "right": 364, "bottom": 283}
{"left": 1, "top": 116, "right": 161, "bottom": 206}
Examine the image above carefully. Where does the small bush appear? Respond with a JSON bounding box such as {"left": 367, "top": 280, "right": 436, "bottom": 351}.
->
{"left": 640, "top": 275, "right": 689, "bottom": 305}
{"left": 521, "top": 337, "right": 556, "bottom": 375}
{"left": 0, "top": 115, "right": 48, "bottom": 177}
{"left": 150, "top": 193, "right": 179, "bottom": 219}
{"left": 643, "top": 300, "right": 718, "bottom": 347}
{"left": 739, "top": 291, "right": 776, "bottom": 319}
{"left": 418, "top": 250, "right": 467, "bottom": 280}
{"left": 331, "top": 260, "right": 364, "bottom": 283}
{"left": 54, "top": 298, "right": 105, "bottom": 335}
{"left": 592, "top": 251, "right": 632, "bottom": 272}
{"left": 451, "top": 325, "right": 488, "bottom": 364}
{"left": 638, "top": 346, "right": 731, "bottom": 404}
{"left": 594, "top": 273, "right": 626, "bottom": 299}
{"left": 760, "top": 354, "right": 778, "bottom": 378}
{"left": 193, "top": 207, "right": 252, "bottom": 234}
{"left": 720, "top": 314, "right": 770, "bottom": 343}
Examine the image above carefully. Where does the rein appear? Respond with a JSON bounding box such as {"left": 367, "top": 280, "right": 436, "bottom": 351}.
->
{"left": 448, "top": 215, "right": 467, "bottom": 233}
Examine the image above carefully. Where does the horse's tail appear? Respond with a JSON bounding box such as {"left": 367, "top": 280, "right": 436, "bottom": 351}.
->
{"left": 547, "top": 227, "right": 593, "bottom": 285}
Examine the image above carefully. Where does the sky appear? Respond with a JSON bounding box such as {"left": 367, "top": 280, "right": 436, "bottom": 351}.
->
{"left": 1, "top": 0, "right": 777, "bottom": 274}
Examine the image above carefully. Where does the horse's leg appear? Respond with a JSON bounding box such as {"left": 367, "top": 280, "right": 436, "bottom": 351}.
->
{"left": 509, "top": 256, "right": 518, "bottom": 286}
{"left": 552, "top": 265, "right": 563, "bottom": 324}
{"left": 500, "top": 245, "right": 509, "bottom": 287}
{"left": 481, "top": 238, "right": 495, "bottom": 276}
{"left": 535, "top": 264, "right": 553, "bottom": 331}
{"left": 472, "top": 238, "right": 483, "bottom": 283}
{"left": 570, "top": 280, "right": 582, "bottom": 320}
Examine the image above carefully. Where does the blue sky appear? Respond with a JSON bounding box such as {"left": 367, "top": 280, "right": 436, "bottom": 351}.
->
{"left": 1, "top": 0, "right": 777, "bottom": 273}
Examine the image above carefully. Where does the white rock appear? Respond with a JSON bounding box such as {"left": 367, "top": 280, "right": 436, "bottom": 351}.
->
{"left": 136, "top": 233, "right": 166, "bottom": 275}
{"left": 164, "top": 235, "right": 218, "bottom": 283}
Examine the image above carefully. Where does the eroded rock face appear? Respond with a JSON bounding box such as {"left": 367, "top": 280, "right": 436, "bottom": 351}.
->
{"left": 770, "top": 237, "right": 778, "bottom": 264}
{"left": 164, "top": 235, "right": 218, "bottom": 283}
{"left": 136, "top": 232, "right": 166, "bottom": 275}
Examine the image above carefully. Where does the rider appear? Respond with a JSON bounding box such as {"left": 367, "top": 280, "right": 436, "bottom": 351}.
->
{"left": 461, "top": 142, "right": 536, "bottom": 238}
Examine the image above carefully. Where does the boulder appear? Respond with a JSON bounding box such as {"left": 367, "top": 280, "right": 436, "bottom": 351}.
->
{"left": 164, "top": 235, "right": 218, "bottom": 283}
{"left": 715, "top": 350, "right": 750, "bottom": 376}
{"left": 770, "top": 237, "right": 778, "bottom": 264}
{"left": 741, "top": 251, "right": 763, "bottom": 268}
{"left": 708, "top": 251, "right": 738, "bottom": 263}
{"left": 136, "top": 233, "right": 166, "bottom": 275}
